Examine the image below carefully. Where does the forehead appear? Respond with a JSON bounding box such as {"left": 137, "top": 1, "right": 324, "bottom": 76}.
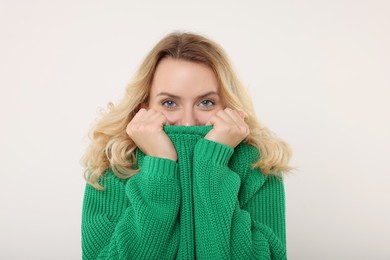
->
{"left": 150, "top": 58, "right": 219, "bottom": 95}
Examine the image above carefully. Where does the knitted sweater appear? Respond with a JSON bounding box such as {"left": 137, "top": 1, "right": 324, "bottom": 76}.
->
{"left": 82, "top": 126, "right": 287, "bottom": 259}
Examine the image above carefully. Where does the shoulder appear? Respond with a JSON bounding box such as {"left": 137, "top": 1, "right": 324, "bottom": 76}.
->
{"left": 233, "top": 142, "right": 259, "bottom": 160}
{"left": 85, "top": 169, "right": 128, "bottom": 195}
{"left": 229, "top": 142, "right": 260, "bottom": 171}
{"left": 228, "top": 142, "right": 264, "bottom": 181}
{"left": 230, "top": 143, "right": 271, "bottom": 206}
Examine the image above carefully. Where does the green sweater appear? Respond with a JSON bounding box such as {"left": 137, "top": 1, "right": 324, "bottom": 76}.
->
{"left": 82, "top": 126, "right": 287, "bottom": 259}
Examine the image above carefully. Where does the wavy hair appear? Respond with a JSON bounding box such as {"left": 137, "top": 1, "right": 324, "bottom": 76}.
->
{"left": 83, "top": 31, "right": 292, "bottom": 189}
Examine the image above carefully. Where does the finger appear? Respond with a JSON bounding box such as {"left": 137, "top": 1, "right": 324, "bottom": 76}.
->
{"left": 224, "top": 108, "right": 246, "bottom": 125}
{"left": 237, "top": 110, "right": 248, "bottom": 120}
{"left": 130, "top": 109, "right": 165, "bottom": 131}
{"left": 206, "top": 112, "right": 223, "bottom": 126}
{"left": 146, "top": 109, "right": 168, "bottom": 127}
{"left": 224, "top": 108, "right": 250, "bottom": 135}
{"left": 132, "top": 108, "right": 147, "bottom": 121}
{"left": 216, "top": 108, "right": 238, "bottom": 125}
{"left": 127, "top": 109, "right": 147, "bottom": 132}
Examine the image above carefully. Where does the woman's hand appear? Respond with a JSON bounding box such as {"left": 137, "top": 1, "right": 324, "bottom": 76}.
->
{"left": 205, "top": 108, "right": 249, "bottom": 148}
{"left": 126, "top": 108, "right": 177, "bottom": 161}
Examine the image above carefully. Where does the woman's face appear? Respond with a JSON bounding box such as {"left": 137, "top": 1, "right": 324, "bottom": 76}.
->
{"left": 145, "top": 58, "right": 224, "bottom": 126}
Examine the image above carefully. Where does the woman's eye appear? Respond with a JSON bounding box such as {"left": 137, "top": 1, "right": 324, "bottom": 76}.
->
{"left": 199, "top": 99, "right": 214, "bottom": 108}
{"left": 162, "top": 100, "right": 177, "bottom": 108}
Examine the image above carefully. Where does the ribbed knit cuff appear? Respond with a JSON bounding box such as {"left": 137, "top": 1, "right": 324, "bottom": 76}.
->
{"left": 194, "top": 138, "right": 234, "bottom": 166}
{"left": 141, "top": 156, "right": 179, "bottom": 180}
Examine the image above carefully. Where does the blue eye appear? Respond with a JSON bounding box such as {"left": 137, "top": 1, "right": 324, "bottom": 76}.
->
{"left": 199, "top": 100, "right": 214, "bottom": 108}
{"left": 162, "top": 100, "right": 177, "bottom": 108}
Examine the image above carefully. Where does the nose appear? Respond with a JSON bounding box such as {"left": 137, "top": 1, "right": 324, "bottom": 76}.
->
{"left": 180, "top": 109, "right": 197, "bottom": 126}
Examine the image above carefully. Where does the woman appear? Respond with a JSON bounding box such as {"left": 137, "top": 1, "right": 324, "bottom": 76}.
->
{"left": 82, "top": 32, "right": 292, "bottom": 259}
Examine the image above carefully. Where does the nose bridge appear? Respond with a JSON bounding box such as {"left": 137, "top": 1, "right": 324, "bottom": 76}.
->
{"left": 181, "top": 106, "right": 196, "bottom": 126}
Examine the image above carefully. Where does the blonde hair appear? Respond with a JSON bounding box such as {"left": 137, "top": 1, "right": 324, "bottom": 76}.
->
{"left": 83, "top": 31, "right": 292, "bottom": 189}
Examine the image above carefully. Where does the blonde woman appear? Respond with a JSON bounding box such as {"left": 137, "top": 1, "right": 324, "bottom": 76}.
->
{"left": 82, "top": 32, "right": 291, "bottom": 259}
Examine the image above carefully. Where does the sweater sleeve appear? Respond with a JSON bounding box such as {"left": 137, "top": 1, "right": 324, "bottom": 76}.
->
{"left": 82, "top": 156, "right": 181, "bottom": 259}
{"left": 193, "top": 139, "right": 287, "bottom": 260}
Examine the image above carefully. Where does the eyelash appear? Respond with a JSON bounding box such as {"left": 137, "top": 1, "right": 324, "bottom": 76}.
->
{"left": 161, "top": 99, "right": 216, "bottom": 109}
{"left": 162, "top": 100, "right": 177, "bottom": 109}
{"left": 199, "top": 99, "right": 215, "bottom": 108}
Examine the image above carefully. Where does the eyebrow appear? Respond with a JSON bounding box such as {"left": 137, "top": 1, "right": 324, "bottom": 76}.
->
{"left": 156, "top": 91, "right": 220, "bottom": 99}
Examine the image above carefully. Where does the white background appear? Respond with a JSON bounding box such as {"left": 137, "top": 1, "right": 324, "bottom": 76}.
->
{"left": 1, "top": 0, "right": 389, "bottom": 259}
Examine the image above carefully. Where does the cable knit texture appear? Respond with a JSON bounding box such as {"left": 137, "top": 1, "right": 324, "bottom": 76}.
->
{"left": 82, "top": 126, "right": 287, "bottom": 259}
